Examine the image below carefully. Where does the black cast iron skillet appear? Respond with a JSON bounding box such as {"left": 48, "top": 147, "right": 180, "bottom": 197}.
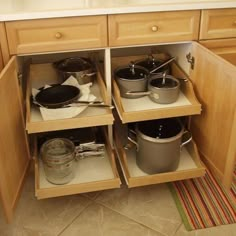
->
{"left": 35, "top": 84, "right": 80, "bottom": 109}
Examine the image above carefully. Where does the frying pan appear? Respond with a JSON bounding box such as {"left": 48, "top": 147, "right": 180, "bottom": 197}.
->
{"left": 35, "top": 85, "right": 80, "bottom": 108}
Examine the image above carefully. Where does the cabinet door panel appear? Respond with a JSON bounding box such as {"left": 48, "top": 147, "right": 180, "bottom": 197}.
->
{"left": 108, "top": 10, "right": 200, "bottom": 47}
{"left": 200, "top": 9, "right": 236, "bottom": 40}
{"left": 0, "top": 57, "right": 30, "bottom": 222}
{"left": 6, "top": 16, "right": 108, "bottom": 54}
{"left": 190, "top": 42, "right": 236, "bottom": 188}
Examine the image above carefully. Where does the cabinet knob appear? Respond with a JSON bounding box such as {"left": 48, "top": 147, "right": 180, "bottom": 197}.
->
{"left": 233, "top": 21, "right": 236, "bottom": 25}
{"left": 55, "top": 32, "right": 62, "bottom": 39}
{"left": 151, "top": 25, "right": 159, "bottom": 32}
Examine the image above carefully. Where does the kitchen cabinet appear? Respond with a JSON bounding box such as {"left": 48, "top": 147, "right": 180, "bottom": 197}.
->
{"left": 108, "top": 10, "right": 200, "bottom": 47}
{"left": 0, "top": 8, "right": 235, "bottom": 222}
{"left": 5, "top": 15, "right": 108, "bottom": 54}
{"left": 197, "top": 38, "right": 236, "bottom": 188}
{"left": 0, "top": 22, "right": 10, "bottom": 68}
{"left": 199, "top": 9, "right": 236, "bottom": 40}
{"left": 0, "top": 57, "right": 31, "bottom": 222}
{"left": 0, "top": 46, "right": 3, "bottom": 71}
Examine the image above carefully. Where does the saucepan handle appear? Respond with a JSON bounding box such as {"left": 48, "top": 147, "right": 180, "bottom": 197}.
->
{"left": 180, "top": 130, "right": 192, "bottom": 149}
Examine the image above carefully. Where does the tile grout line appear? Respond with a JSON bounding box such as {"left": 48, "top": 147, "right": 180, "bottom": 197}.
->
{"left": 56, "top": 196, "right": 94, "bottom": 236}
{"left": 93, "top": 200, "right": 169, "bottom": 236}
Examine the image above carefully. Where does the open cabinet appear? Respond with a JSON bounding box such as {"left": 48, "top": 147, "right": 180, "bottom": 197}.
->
{"left": 110, "top": 41, "right": 235, "bottom": 189}
{"left": 0, "top": 49, "right": 121, "bottom": 222}
{"left": 0, "top": 38, "right": 235, "bottom": 222}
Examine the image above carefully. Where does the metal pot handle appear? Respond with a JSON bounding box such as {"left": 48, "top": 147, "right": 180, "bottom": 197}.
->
{"left": 126, "top": 91, "right": 151, "bottom": 96}
{"left": 81, "top": 72, "right": 96, "bottom": 78}
{"left": 124, "top": 129, "right": 139, "bottom": 151}
{"left": 180, "top": 130, "right": 192, "bottom": 149}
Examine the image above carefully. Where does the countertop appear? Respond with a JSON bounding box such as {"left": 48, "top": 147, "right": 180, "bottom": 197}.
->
{"left": 0, "top": 0, "right": 236, "bottom": 21}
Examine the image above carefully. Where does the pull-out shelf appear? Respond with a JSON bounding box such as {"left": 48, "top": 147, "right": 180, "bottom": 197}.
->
{"left": 32, "top": 129, "right": 121, "bottom": 199}
{"left": 111, "top": 55, "right": 201, "bottom": 123}
{"left": 114, "top": 131, "right": 206, "bottom": 188}
{"left": 26, "top": 62, "right": 114, "bottom": 133}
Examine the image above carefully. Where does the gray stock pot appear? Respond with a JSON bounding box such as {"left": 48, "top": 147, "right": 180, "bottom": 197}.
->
{"left": 127, "top": 118, "right": 192, "bottom": 174}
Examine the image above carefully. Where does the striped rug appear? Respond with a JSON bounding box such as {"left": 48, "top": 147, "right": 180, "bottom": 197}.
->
{"left": 169, "top": 168, "right": 236, "bottom": 230}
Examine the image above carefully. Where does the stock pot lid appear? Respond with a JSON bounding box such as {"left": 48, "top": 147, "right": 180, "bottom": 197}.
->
{"left": 137, "top": 118, "right": 182, "bottom": 139}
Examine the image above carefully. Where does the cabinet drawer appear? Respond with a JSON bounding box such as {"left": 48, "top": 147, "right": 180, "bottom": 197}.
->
{"left": 200, "top": 9, "right": 236, "bottom": 40}
{"left": 33, "top": 128, "right": 120, "bottom": 199}
{"left": 114, "top": 127, "right": 205, "bottom": 188}
{"left": 108, "top": 11, "right": 200, "bottom": 47}
{"left": 6, "top": 15, "right": 108, "bottom": 54}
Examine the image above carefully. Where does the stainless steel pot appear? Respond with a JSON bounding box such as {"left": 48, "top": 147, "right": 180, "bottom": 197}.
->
{"left": 114, "top": 62, "right": 149, "bottom": 98}
{"left": 126, "top": 73, "right": 180, "bottom": 104}
{"left": 127, "top": 118, "right": 192, "bottom": 174}
{"left": 54, "top": 57, "right": 96, "bottom": 84}
{"left": 40, "top": 138, "right": 76, "bottom": 185}
{"left": 135, "top": 55, "right": 173, "bottom": 75}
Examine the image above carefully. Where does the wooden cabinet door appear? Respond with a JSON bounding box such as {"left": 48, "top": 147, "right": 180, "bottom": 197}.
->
{"left": 0, "top": 47, "right": 3, "bottom": 71}
{"left": 0, "top": 57, "right": 30, "bottom": 222}
{"left": 189, "top": 42, "right": 236, "bottom": 189}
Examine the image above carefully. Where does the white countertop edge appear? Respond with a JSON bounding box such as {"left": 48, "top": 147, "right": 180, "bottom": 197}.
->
{"left": 1, "top": 2, "right": 236, "bottom": 21}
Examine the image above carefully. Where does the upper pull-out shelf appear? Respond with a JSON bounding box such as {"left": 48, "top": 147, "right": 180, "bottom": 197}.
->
{"left": 26, "top": 60, "right": 114, "bottom": 134}
{"left": 111, "top": 52, "right": 201, "bottom": 123}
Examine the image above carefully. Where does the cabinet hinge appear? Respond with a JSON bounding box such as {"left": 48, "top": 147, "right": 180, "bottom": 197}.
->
{"left": 186, "top": 53, "right": 195, "bottom": 70}
{"left": 17, "top": 73, "right": 23, "bottom": 85}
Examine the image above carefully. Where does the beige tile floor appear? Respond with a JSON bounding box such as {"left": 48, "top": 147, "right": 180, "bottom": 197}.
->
{"left": 1, "top": 170, "right": 236, "bottom": 236}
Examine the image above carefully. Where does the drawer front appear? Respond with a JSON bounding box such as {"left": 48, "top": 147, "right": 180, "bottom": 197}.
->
{"left": 200, "top": 9, "right": 236, "bottom": 40}
{"left": 6, "top": 15, "right": 108, "bottom": 54}
{"left": 108, "top": 10, "right": 200, "bottom": 47}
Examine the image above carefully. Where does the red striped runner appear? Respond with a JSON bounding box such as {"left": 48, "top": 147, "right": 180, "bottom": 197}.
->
{"left": 169, "top": 169, "right": 236, "bottom": 230}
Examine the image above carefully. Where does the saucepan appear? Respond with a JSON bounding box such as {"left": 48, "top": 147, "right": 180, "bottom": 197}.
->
{"left": 134, "top": 54, "right": 171, "bottom": 75}
{"left": 54, "top": 57, "right": 96, "bottom": 84}
{"left": 34, "top": 84, "right": 113, "bottom": 109}
{"left": 126, "top": 72, "right": 180, "bottom": 104}
{"left": 114, "top": 57, "right": 176, "bottom": 99}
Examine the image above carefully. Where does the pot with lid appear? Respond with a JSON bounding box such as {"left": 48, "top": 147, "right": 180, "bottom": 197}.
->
{"left": 54, "top": 57, "right": 96, "bottom": 84}
{"left": 114, "top": 62, "right": 149, "bottom": 98}
{"left": 40, "top": 138, "right": 76, "bottom": 185}
{"left": 126, "top": 72, "right": 180, "bottom": 104}
{"left": 135, "top": 54, "right": 171, "bottom": 75}
{"left": 127, "top": 118, "right": 192, "bottom": 174}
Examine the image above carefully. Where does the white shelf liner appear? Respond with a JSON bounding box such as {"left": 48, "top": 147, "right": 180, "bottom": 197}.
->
{"left": 125, "top": 146, "right": 198, "bottom": 177}
{"left": 38, "top": 150, "right": 115, "bottom": 189}
{"left": 121, "top": 91, "right": 191, "bottom": 112}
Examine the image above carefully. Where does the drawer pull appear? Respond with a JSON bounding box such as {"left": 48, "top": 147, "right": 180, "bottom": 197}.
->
{"left": 151, "top": 25, "right": 159, "bottom": 32}
{"left": 55, "top": 32, "right": 62, "bottom": 39}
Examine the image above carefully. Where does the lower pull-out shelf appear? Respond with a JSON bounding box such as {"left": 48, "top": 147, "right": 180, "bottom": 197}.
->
{"left": 32, "top": 129, "right": 121, "bottom": 199}
{"left": 114, "top": 131, "right": 205, "bottom": 188}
